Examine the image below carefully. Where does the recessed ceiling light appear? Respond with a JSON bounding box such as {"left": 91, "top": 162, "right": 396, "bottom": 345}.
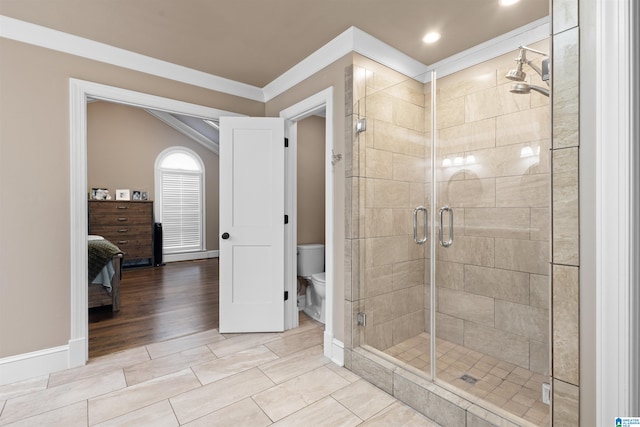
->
{"left": 500, "top": 0, "right": 520, "bottom": 6}
{"left": 422, "top": 32, "right": 441, "bottom": 44}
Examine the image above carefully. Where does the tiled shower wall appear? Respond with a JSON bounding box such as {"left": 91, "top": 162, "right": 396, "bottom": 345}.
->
{"left": 347, "top": 60, "right": 429, "bottom": 351}
{"left": 433, "top": 47, "right": 551, "bottom": 376}
{"left": 550, "top": 0, "right": 580, "bottom": 424}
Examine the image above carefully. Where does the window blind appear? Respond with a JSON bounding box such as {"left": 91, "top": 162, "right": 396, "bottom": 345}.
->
{"left": 160, "top": 170, "right": 202, "bottom": 253}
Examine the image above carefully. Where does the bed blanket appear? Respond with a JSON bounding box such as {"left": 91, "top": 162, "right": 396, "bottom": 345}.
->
{"left": 88, "top": 239, "right": 123, "bottom": 283}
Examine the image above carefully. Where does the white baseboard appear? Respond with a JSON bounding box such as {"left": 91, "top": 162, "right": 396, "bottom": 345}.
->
{"left": 331, "top": 338, "right": 345, "bottom": 366}
{"left": 323, "top": 331, "right": 344, "bottom": 366}
{"left": 0, "top": 345, "right": 69, "bottom": 385}
{"left": 163, "top": 250, "right": 219, "bottom": 263}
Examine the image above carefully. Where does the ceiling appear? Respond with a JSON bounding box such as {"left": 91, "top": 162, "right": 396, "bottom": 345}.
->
{"left": 0, "top": 0, "right": 549, "bottom": 88}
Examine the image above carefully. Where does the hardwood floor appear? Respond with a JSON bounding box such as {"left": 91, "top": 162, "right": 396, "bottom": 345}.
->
{"left": 88, "top": 258, "right": 219, "bottom": 358}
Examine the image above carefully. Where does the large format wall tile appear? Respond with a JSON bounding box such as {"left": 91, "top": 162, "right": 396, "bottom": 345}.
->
{"left": 553, "top": 379, "right": 579, "bottom": 425}
{"left": 438, "top": 287, "right": 495, "bottom": 326}
{"left": 495, "top": 300, "right": 548, "bottom": 342}
{"left": 552, "top": 265, "right": 579, "bottom": 385}
{"left": 463, "top": 322, "right": 530, "bottom": 369}
{"left": 495, "top": 238, "right": 549, "bottom": 275}
{"left": 552, "top": 147, "right": 579, "bottom": 266}
{"left": 438, "top": 118, "right": 496, "bottom": 156}
{"left": 496, "top": 174, "right": 549, "bottom": 208}
{"left": 465, "top": 82, "right": 530, "bottom": 122}
{"left": 464, "top": 207, "right": 530, "bottom": 239}
{"left": 552, "top": 28, "right": 579, "bottom": 149}
{"left": 496, "top": 107, "right": 550, "bottom": 147}
{"left": 464, "top": 265, "right": 530, "bottom": 305}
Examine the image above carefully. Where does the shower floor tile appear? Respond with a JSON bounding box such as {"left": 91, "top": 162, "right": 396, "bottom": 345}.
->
{"left": 383, "top": 333, "right": 550, "bottom": 426}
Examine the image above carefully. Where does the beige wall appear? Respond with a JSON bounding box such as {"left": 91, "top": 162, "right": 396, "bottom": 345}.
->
{"left": 266, "top": 54, "right": 352, "bottom": 342}
{"left": 296, "top": 115, "right": 325, "bottom": 245}
{"left": 0, "top": 38, "right": 263, "bottom": 358}
{"left": 87, "top": 101, "right": 220, "bottom": 250}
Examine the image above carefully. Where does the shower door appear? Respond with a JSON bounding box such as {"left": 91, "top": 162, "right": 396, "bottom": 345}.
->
{"left": 354, "top": 62, "right": 432, "bottom": 373}
{"left": 432, "top": 47, "right": 551, "bottom": 423}
{"left": 354, "top": 42, "right": 551, "bottom": 425}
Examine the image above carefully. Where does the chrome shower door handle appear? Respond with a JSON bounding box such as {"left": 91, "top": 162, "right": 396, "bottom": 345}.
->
{"left": 413, "top": 206, "right": 428, "bottom": 245}
{"left": 439, "top": 206, "right": 454, "bottom": 248}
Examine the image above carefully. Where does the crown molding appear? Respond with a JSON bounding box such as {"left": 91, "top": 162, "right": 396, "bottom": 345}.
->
{"left": 1, "top": 14, "right": 550, "bottom": 103}
{"left": 0, "top": 15, "right": 264, "bottom": 102}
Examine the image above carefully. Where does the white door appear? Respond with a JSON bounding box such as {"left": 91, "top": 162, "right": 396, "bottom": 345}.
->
{"left": 219, "top": 117, "right": 285, "bottom": 332}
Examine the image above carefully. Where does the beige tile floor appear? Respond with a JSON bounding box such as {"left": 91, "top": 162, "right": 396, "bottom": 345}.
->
{"left": 0, "top": 315, "right": 440, "bottom": 426}
{"left": 384, "top": 333, "right": 550, "bottom": 426}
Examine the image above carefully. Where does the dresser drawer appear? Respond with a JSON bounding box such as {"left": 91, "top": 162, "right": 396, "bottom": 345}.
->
{"left": 89, "top": 200, "right": 154, "bottom": 263}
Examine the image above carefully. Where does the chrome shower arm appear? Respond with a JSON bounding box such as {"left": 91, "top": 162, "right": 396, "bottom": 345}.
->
{"left": 529, "top": 85, "right": 550, "bottom": 96}
{"left": 519, "top": 45, "right": 548, "bottom": 57}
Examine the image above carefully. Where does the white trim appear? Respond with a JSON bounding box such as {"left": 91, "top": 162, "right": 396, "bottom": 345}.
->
{"left": 1, "top": 15, "right": 549, "bottom": 103}
{"left": 70, "top": 78, "right": 242, "bottom": 367}
{"left": 595, "top": 0, "right": 633, "bottom": 422}
{"left": 330, "top": 337, "right": 345, "bottom": 366}
{"left": 0, "top": 345, "right": 69, "bottom": 386}
{"left": 164, "top": 250, "right": 218, "bottom": 263}
{"left": 145, "top": 110, "right": 219, "bottom": 154}
{"left": 280, "top": 87, "right": 334, "bottom": 358}
{"left": 0, "top": 16, "right": 264, "bottom": 102}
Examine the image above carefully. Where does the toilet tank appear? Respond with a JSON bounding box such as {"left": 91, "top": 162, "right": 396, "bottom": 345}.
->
{"left": 297, "top": 244, "right": 325, "bottom": 277}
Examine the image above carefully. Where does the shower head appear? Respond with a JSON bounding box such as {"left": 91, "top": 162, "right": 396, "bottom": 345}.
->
{"left": 505, "top": 63, "right": 527, "bottom": 81}
{"left": 510, "top": 82, "right": 550, "bottom": 97}
{"left": 505, "top": 48, "right": 528, "bottom": 81}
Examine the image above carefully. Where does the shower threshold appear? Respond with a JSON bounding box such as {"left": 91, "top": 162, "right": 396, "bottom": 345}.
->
{"left": 386, "top": 333, "right": 549, "bottom": 425}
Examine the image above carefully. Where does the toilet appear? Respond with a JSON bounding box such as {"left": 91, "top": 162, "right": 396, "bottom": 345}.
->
{"left": 297, "top": 244, "right": 326, "bottom": 323}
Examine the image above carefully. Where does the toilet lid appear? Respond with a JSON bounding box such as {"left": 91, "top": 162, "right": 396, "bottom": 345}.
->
{"left": 311, "top": 272, "right": 325, "bottom": 284}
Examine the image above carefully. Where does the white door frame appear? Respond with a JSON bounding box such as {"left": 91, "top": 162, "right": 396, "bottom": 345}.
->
{"left": 68, "top": 78, "right": 243, "bottom": 365}
{"left": 280, "top": 87, "right": 338, "bottom": 361}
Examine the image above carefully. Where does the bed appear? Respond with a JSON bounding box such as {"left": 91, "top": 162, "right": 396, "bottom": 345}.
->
{"left": 88, "top": 235, "right": 124, "bottom": 311}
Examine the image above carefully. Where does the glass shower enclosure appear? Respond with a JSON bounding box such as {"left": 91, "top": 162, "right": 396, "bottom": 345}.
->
{"left": 351, "top": 41, "right": 551, "bottom": 426}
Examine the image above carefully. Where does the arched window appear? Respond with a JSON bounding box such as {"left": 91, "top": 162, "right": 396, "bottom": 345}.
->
{"left": 155, "top": 147, "right": 205, "bottom": 254}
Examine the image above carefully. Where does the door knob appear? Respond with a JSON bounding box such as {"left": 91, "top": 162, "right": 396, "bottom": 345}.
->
{"left": 221, "top": 232, "right": 230, "bottom": 240}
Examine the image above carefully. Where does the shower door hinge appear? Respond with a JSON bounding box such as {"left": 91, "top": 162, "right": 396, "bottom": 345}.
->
{"left": 357, "top": 312, "right": 367, "bottom": 326}
{"left": 284, "top": 291, "right": 289, "bottom": 301}
{"left": 284, "top": 215, "right": 289, "bottom": 224}
{"left": 356, "top": 118, "right": 367, "bottom": 134}
{"left": 284, "top": 137, "right": 289, "bottom": 148}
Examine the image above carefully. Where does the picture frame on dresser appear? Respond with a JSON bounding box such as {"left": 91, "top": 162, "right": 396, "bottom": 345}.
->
{"left": 115, "top": 189, "right": 130, "bottom": 201}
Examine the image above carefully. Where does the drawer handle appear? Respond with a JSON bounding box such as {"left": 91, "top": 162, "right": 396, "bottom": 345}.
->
{"left": 117, "top": 206, "right": 129, "bottom": 209}
{"left": 118, "top": 240, "right": 129, "bottom": 245}
{"left": 117, "top": 217, "right": 128, "bottom": 221}
{"left": 118, "top": 229, "right": 129, "bottom": 233}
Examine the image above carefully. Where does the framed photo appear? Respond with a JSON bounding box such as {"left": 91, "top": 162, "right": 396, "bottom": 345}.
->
{"left": 91, "top": 188, "right": 109, "bottom": 200}
{"left": 141, "top": 191, "right": 149, "bottom": 201}
{"left": 132, "top": 190, "right": 142, "bottom": 201}
{"left": 115, "top": 189, "right": 130, "bottom": 201}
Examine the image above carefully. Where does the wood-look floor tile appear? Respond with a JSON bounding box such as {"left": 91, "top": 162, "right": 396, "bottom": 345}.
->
{"left": 192, "top": 345, "right": 278, "bottom": 385}
{"left": 93, "top": 400, "right": 178, "bottom": 427}
{"left": 253, "top": 365, "right": 351, "bottom": 421}
{"left": 145, "top": 329, "right": 225, "bottom": 360}
{"left": 271, "top": 396, "right": 361, "bottom": 427}
{"left": 0, "top": 375, "right": 48, "bottom": 401}
{"left": 1, "top": 401, "right": 87, "bottom": 427}
{"left": 0, "top": 371, "right": 126, "bottom": 425}
{"left": 49, "top": 347, "right": 150, "bottom": 388}
{"left": 258, "top": 345, "right": 329, "bottom": 384}
{"left": 207, "top": 333, "right": 280, "bottom": 358}
{"left": 264, "top": 327, "right": 324, "bottom": 357}
{"left": 88, "top": 369, "right": 199, "bottom": 425}
{"left": 170, "top": 368, "right": 275, "bottom": 424}
{"left": 360, "top": 401, "right": 441, "bottom": 426}
{"left": 183, "top": 398, "right": 271, "bottom": 427}
{"left": 124, "top": 345, "right": 216, "bottom": 386}
{"left": 332, "top": 379, "right": 396, "bottom": 420}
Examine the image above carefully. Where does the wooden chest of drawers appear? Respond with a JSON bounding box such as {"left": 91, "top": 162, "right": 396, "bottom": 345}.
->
{"left": 89, "top": 200, "right": 154, "bottom": 264}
